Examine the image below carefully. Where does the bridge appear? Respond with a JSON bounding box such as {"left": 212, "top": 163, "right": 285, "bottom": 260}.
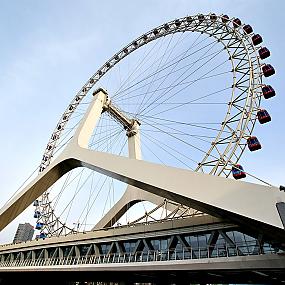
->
{"left": 0, "top": 88, "right": 285, "bottom": 284}
{"left": 1, "top": 14, "right": 285, "bottom": 285}
{"left": 1, "top": 215, "right": 285, "bottom": 284}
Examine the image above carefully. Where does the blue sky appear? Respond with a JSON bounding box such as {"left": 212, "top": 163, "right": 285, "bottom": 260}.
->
{"left": 0, "top": 0, "right": 284, "bottom": 244}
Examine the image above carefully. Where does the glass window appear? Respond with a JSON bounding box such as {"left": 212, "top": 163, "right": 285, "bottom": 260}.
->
{"left": 198, "top": 234, "right": 207, "bottom": 248}
{"left": 161, "top": 239, "right": 168, "bottom": 250}
{"left": 101, "top": 244, "right": 110, "bottom": 255}
{"left": 190, "top": 235, "right": 199, "bottom": 249}
{"left": 151, "top": 239, "right": 160, "bottom": 250}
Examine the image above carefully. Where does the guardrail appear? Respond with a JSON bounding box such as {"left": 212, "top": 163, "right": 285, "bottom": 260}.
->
{"left": 0, "top": 244, "right": 281, "bottom": 268}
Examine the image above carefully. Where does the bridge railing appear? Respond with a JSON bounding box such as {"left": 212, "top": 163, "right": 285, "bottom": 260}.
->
{"left": 0, "top": 242, "right": 280, "bottom": 268}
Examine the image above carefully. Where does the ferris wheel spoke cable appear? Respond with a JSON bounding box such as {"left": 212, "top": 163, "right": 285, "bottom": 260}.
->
{"left": 113, "top": 32, "right": 212, "bottom": 100}
{"left": 133, "top": 31, "right": 202, "bottom": 109}
{"left": 135, "top": 30, "right": 180, "bottom": 116}
{"left": 151, "top": 58, "right": 229, "bottom": 119}
{"left": 123, "top": 42, "right": 221, "bottom": 108}
{"left": 112, "top": 34, "right": 214, "bottom": 100}
{"left": 146, "top": 73, "right": 230, "bottom": 118}
{"left": 114, "top": 31, "right": 169, "bottom": 96}
{"left": 141, "top": 130, "right": 198, "bottom": 169}
{"left": 88, "top": 125, "right": 122, "bottom": 146}
{"left": 141, "top": 117, "right": 219, "bottom": 139}
{"left": 88, "top": 128, "right": 125, "bottom": 150}
{"left": 144, "top": 121, "right": 272, "bottom": 186}
{"left": 112, "top": 31, "right": 187, "bottom": 98}
{"left": 145, "top": 68, "right": 230, "bottom": 119}
{"left": 115, "top": 66, "right": 230, "bottom": 106}
{"left": 139, "top": 46, "right": 226, "bottom": 116}
{"left": 115, "top": 32, "right": 175, "bottom": 99}
{"left": 51, "top": 168, "right": 87, "bottom": 207}
{"left": 62, "top": 169, "right": 91, "bottom": 223}
{"left": 141, "top": 119, "right": 214, "bottom": 148}
{"left": 75, "top": 138, "right": 128, "bottom": 227}
{"left": 147, "top": 122, "right": 214, "bottom": 157}
{"left": 139, "top": 115, "right": 232, "bottom": 134}
{"left": 136, "top": 39, "right": 222, "bottom": 110}
{"left": 81, "top": 171, "right": 95, "bottom": 230}
{"left": 52, "top": 171, "right": 72, "bottom": 208}
{"left": 142, "top": 128, "right": 216, "bottom": 140}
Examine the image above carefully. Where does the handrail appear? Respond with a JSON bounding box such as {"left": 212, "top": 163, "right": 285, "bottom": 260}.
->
{"left": 0, "top": 243, "right": 281, "bottom": 268}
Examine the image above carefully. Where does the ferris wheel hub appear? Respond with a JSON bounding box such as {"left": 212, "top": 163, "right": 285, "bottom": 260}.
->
{"left": 96, "top": 87, "right": 141, "bottom": 135}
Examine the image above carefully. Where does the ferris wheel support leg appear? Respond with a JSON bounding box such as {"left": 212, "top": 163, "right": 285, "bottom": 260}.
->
{"left": 93, "top": 121, "right": 179, "bottom": 229}
{"left": 71, "top": 88, "right": 107, "bottom": 149}
{"left": 0, "top": 88, "right": 107, "bottom": 232}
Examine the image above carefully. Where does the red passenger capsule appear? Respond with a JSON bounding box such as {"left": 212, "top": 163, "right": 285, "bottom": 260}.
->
{"left": 257, "top": 109, "right": 271, "bottom": 124}
{"left": 262, "top": 85, "right": 275, "bottom": 99}
{"left": 221, "top": 15, "right": 229, "bottom": 23}
{"left": 243, "top": 24, "right": 253, "bottom": 34}
{"left": 233, "top": 18, "right": 241, "bottom": 28}
{"left": 259, "top": 47, "right": 270, "bottom": 59}
{"left": 232, "top": 164, "right": 246, "bottom": 180}
{"left": 247, "top": 136, "right": 262, "bottom": 151}
{"left": 252, "top": 34, "right": 263, "bottom": 45}
{"left": 262, "top": 64, "right": 275, "bottom": 77}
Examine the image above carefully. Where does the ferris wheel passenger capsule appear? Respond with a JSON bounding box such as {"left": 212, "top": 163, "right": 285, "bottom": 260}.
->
{"left": 247, "top": 136, "right": 262, "bottom": 151}
{"left": 39, "top": 232, "right": 47, "bottom": 239}
{"left": 210, "top": 13, "right": 217, "bottom": 21}
{"left": 259, "top": 47, "right": 270, "bottom": 59}
{"left": 174, "top": 19, "right": 181, "bottom": 26}
{"left": 198, "top": 14, "right": 205, "bottom": 22}
{"left": 35, "top": 222, "right": 44, "bottom": 230}
{"left": 243, "top": 24, "right": 253, "bottom": 34}
{"left": 262, "top": 64, "right": 275, "bottom": 77}
{"left": 232, "top": 164, "right": 246, "bottom": 179}
{"left": 34, "top": 211, "right": 41, "bottom": 218}
{"left": 257, "top": 109, "right": 271, "bottom": 124}
{"left": 233, "top": 18, "right": 242, "bottom": 28}
{"left": 221, "top": 15, "right": 229, "bottom": 23}
{"left": 262, "top": 85, "right": 275, "bottom": 99}
{"left": 252, "top": 34, "right": 263, "bottom": 45}
{"left": 186, "top": 16, "right": 193, "bottom": 23}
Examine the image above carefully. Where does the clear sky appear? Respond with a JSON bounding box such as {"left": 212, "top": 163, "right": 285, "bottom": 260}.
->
{"left": 0, "top": 0, "right": 284, "bottom": 244}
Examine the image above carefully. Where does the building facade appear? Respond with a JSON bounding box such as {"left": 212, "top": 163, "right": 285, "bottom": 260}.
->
{"left": 13, "top": 223, "right": 34, "bottom": 243}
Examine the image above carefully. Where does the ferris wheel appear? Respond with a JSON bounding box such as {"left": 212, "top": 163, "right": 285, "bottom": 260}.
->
{"left": 32, "top": 13, "right": 276, "bottom": 238}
